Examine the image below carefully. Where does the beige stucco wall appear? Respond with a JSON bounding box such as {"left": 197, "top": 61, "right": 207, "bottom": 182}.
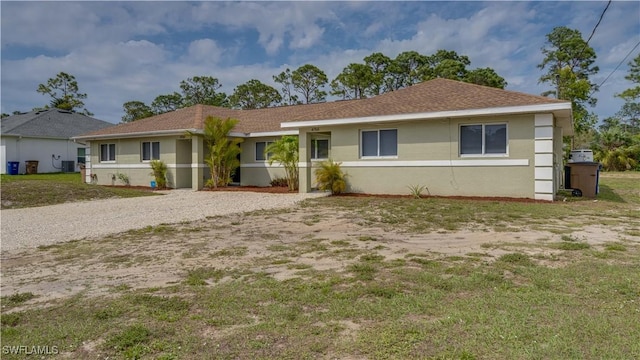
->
{"left": 88, "top": 136, "right": 190, "bottom": 188}
{"left": 301, "top": 114, "right": 541, "bottom": 198}
{"left": 239, "top": 137, "right": 287, "bottom": 187}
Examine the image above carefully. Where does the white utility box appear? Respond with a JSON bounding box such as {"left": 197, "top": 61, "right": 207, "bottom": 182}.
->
{"left": 568, "top": 149, "right": 594, "bottom": 163}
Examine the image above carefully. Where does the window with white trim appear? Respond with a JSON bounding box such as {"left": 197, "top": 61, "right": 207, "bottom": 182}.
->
{"left": 142, "top": 141, "right": 160, "bottom": 161}
{"left": 255, "top": 141, "right": 274, "bottom": 161}
{"left": 77, "top": 148, "right": 86, "bottom": 165}
{"left": 361, "top": 129, "right": 397, "bottom": 158}
{"left": 310, "top": 139, "right": 329, "bottom": 160}
{"left": 460, "top": 123, "right": 507, "bottom": 156}
{"left": 100, "top": 144, "right": 116, "bottom": 162}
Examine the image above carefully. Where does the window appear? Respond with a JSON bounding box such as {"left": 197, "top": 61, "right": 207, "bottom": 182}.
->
{"left": 100, "top": 144, "right": 116, "bottom": 162}
{"left": 460, "top": 124, "right": 507, "bottom": 156}
{"left": 142, "top": 141, "right": 160, "bottom": 161}
{"left": 77, "top": 148, "right": 86, "bottom": 165}
{"left": 310, "top": 139, "right": 329, "bottom": 160}
{"left": 255, "top": 141, "right": 274, "bottom": 161}
{"left": 361, "top": 129, "right": 397, "bottom": 157}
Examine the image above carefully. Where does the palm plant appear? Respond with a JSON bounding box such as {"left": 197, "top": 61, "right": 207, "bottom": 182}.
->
{"left": 201, "top": 116, "right": 243, "bottom": 188}
{"left": 266, "top": 136, "right": 299, "bottom": 191}
{"left": 314, "top": 159, "right": 347, "bottom": 195}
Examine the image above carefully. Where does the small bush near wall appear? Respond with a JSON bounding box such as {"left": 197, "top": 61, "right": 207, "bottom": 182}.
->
{"left": 270, "top": 177, "right": 288, "bottom": 187}
{"left": 149, "top": 160, "right": 168, "bottom": 189}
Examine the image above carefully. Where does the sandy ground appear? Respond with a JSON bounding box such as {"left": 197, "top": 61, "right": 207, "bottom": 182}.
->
{"left": 2, "top": 197, "right": 637, "bottom": 309}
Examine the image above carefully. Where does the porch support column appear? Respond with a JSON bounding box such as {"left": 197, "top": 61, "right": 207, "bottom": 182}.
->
{"left": 298, "top": 130, "right": 311, "bottom": 193}
{"left": 534, "top": 113, "right": 555, "bottom": 201}
{"left": 192, "top": 136, "right": 204, "bottom": 190}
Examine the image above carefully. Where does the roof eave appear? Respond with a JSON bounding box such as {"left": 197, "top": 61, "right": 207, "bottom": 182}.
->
{"left": 281, "top": 103, "right": 574, "bottom": 130}
{"left": 73, "top": 129, "right": 199, "bottom": 141}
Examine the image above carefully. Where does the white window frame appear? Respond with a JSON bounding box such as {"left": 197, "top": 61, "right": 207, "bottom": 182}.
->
{"left": 141, "top": 141, "right": 160, "bottom": 161}
{"left": 255, "top": 141, "right": 274, "bottom": 161}
{"left": 459, "top": 123, "right": 508, "bottom": 157}
{"left": 310, "top": 138, "right": 330, "bottom": 160}
{"left": 360, "top": 129, "right": 398, "bottom": 159}
{"left": 100, "top": 143, "right": 116, "bottom": 163}
{"left": 77, "top": 147, "right": 86, "bottom": 165}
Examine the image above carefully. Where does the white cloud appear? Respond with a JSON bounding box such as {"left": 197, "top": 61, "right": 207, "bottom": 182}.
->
{"left": 185, "top": 39, "right": 222, "bottom": 65}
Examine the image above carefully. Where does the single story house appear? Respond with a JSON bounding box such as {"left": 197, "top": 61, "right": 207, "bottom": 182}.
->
{"left": 74, "top": 79, "right": 572, "bottom": 201}
{"left": 1, "top": 109, "right": 114, "bottom": 174}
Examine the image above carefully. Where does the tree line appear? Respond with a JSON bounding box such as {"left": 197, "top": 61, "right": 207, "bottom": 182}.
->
{"left": 120, "top": 49, "right": 508, "bottom": 123}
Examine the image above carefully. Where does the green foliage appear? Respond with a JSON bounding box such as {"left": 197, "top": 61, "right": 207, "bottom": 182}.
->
{"left": 617, "top": 54, "right": 640, "bottom": 102}
{"left": 331, "top": 63, "right": 373, "bottom": 100}
{"left": 331, "top": 49, "right": 506, "bottom": 100}
{"left": 121, "top": 100, "right": 154, "bottom": 123}
{"left": 314, "top": 159, "right": 347, "bottom": 195}
{"left": 105, "top": 324, "right": 151, "bottom": 353}
{"left": 407, "top": 184, "right": 429, "bottom": 199}
{"left": 273, "top": 68, "right": 300, "bottom": 105}
{"left": 36, "top": 72, "right": 92, "bottom": 115}
{"left": 2, "top": 292, "right": 36, "bottom": 306}
{"left": 291, "top": 64, "right": 328, "bottom": 104}
{"left": 149, "top": 160, "right": 168, "bottom": 189}
{"left": 229, "top": 79, "right": 282, "bottom": 109}
{"left": 199, "top": 116, "right": 243, "bottom": 188}
{"left": 117, "top": 173, "right": 130, "bottom": 186}
{"left": 266, "top": 136, "right": 299, "bottom": 191}
{"left": 180, "top": 76, "right": 227, "bottom": 107}
{"left": 537, "top": 26, "right": 599, "bottom": 135}
{"left": 151, "top": 92, "right": 184, "bottom": 114}
{"left": 270, "top": 177, "right": 288, "bottom": 187}
{"left": 593, "top": 127, "right": 640, "bottom": 171}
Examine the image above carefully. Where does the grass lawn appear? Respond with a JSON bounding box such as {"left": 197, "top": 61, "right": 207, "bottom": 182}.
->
{"left": 1, "top": 172, "right": 639, "bottom": 359}
{"left": 0, "top": 173, "right": 157, "bottom": 209}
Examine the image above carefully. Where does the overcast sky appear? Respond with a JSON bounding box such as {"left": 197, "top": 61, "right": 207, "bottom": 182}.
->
{"left": 1, "top": 1, "right": 639, "bottom": 124}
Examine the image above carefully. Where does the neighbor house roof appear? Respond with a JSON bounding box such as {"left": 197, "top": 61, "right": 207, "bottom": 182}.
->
{"left": 1, "top": 108, "right": 114, "bottom": 139}
{"left": 75, "top": 78, "right": 573, "bottom": 140}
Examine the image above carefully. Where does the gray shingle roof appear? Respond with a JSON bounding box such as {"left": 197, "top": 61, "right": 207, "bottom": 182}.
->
{"left": 1, "top": 109, "right": 114, "bottom": 139}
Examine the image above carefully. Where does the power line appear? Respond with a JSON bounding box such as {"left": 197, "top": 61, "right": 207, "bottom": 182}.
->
{"left": 586, "top": 0, "right": 612, "bottom": 45}
{"left": 574, "top": 0, "right": 612, "bottom": 63}
{"left": 596, "top": 40, "right": 640, "bottom": 91}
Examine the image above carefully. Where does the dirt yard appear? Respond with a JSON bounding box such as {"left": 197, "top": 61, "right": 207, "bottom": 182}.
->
{"left": 1, "top": 199, "right": 633, "bottom": 309}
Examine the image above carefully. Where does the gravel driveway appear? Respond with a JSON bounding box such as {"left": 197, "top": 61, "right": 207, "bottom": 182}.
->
{"left": 1, "top": 190, "right": 327, "bottom": 251}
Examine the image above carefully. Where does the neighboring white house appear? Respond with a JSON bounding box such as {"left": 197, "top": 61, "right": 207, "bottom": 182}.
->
{"left": 1, "top": 109, "right": 114, "bottom": 174}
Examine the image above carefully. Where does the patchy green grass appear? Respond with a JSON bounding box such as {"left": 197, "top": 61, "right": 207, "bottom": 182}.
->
{"left": 3, "top": 249, "right": 639, "bottom": 359}
{"left": 1, "top": 173, "right": 157, "bottom": 209}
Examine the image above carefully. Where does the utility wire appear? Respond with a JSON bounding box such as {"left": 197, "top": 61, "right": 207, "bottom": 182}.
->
{"left": 586, "top": 0, "right": 612, "bottom": 45}
{"left": 574, "top": 0, "right": 612, "bottom": 64}
{"left": 595, "top": 39, "right": 640, "bottom": 91}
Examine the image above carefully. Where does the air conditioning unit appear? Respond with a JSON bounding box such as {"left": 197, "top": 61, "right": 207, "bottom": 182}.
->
{"left": 568, "top": 149, "right": 593, "bottom": 163}
{"left": 61, "top": 161, "right": 75, "bottom": 173}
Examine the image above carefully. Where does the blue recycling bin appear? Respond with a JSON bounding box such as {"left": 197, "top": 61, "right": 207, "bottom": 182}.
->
{"left": 7, "top": 161, "right": 19, "bottom": 175}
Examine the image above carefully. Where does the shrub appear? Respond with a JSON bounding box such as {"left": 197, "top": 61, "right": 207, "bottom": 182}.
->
{"left": 314, "top": 159, "right": 347, "bottom": 195}
{"left": 117, "top": 173, "right": 130, "bottom": 186}
{"left": 149, "top": 160, "right": 168, "bottom": 189}
{"left": 407, "top": 184, "right": 429, "bottom": 198}
{"left": 266, "top": 136, "right": 299, "bottom": 191}
{"left": 270, "top": 177, "right": 288, "bottom": 187}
